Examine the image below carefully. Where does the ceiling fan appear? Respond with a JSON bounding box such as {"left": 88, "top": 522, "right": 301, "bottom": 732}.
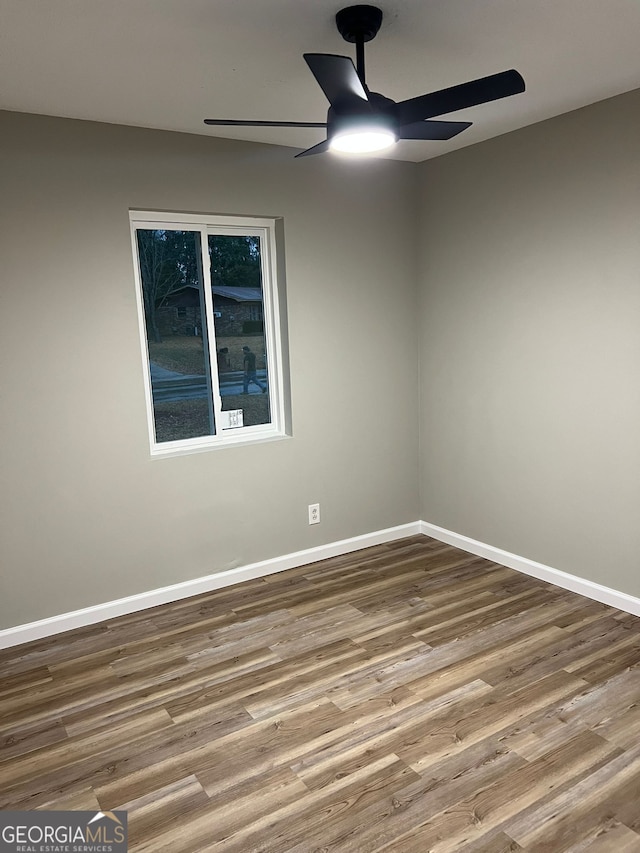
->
{"left": 204, "top": 4, "right": 525, "bottom": 158}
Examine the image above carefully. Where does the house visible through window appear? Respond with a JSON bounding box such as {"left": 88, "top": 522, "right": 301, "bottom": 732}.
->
{"left": 130, "top": 211, "right": 288, "bottom": 454}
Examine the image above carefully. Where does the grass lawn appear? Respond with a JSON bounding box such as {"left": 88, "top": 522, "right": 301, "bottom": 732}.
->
{"left": 154, "top": 394, "right": 270, "bottom": 443}
{"left": 153, "top": 399, "right": 211, "bottom": 442}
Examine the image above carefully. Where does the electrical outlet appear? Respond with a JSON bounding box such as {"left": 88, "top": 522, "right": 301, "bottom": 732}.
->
{"left": 308, "top": 503, "right": 320, "bottom": 525}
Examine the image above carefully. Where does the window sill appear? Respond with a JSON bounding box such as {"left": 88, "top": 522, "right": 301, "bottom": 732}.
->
{"left": 149, "top": 429, "right": 291, "bottom": 459}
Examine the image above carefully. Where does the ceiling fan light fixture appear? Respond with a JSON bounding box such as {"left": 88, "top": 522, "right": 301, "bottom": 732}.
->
{"left": 329, "top": 125, "right": 397, "bottom": 154}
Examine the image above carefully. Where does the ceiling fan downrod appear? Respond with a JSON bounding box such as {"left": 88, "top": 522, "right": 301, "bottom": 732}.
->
{"left": 335, "top": 4, "right": 383, "bottom": 87}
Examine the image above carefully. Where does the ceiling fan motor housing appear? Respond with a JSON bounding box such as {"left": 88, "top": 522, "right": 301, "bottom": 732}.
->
{"left": 327, "top": 92, "right": 397, "bottom": 143}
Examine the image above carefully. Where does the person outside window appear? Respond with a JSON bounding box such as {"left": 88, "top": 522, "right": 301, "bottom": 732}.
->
{"left": 242, "top": 345, "right": 267, "bottom": 394}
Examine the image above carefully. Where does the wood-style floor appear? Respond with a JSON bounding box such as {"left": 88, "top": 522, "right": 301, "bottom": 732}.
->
{"left": 2, "top": 536, "right": 640, "bottom": 852}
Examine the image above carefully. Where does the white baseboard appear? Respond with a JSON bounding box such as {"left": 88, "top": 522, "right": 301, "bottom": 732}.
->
{"left": 420, "top": 520, "right": 640, "bottom": 618}
{"left": 0, "top": 522, "right": 422, "bottom": 650}
{"left": 4, "top": 518, "right": 638, "bottom": 650}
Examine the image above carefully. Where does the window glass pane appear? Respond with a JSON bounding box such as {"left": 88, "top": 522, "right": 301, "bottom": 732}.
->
{"left": 136, "top": 229, "right": 216, "bottom": 442}
{"left": 209, "top": 234, "right": 271, "bottom": 427}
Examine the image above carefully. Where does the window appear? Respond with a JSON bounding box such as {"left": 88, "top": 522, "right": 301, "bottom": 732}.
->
{"left": 130, "top": 211, "right": 288, "bottom": 455}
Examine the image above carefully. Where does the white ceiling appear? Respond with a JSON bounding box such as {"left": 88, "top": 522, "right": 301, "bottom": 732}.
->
{"left": 1, "top": 0, "right": 639, "bottom": 162}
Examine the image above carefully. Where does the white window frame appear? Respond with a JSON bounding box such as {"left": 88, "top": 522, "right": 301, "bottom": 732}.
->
{"left": 130, "top": 210, "right": 289, "bottom": 456}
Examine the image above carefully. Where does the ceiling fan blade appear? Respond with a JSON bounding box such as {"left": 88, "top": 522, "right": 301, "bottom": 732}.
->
{"left": 204, "top": 119, "right": 327, "bottom": 128}
{"left": 303, "top": 54, "right": 370, "bottom": 111}
{"left": 294, "top": 139, "right": 331, "bottom": 159}
{"left": 396, "top": 69, "right": 525, "bottom": 125}
{"left": 398, "top": 120, "right": 472, "bottom": 141}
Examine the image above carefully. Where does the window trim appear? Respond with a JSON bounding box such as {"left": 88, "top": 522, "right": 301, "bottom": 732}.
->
{"left": 130, "top": 210, "right": 289, "bottom": 456}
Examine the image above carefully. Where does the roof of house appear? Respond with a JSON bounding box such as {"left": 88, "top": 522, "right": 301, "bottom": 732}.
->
{"left": 212, "top": 286, "right": 262, "bottom": 303}
{"left": 162, "top": 285, "right": 262, "bottom": 306}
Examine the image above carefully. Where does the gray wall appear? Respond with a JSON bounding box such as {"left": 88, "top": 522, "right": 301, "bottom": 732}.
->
{"left": 0, "top": 111, "right": 420, "bottom": 629}
{"left": 417, "top": 89, "right": 640, "bottom": 595}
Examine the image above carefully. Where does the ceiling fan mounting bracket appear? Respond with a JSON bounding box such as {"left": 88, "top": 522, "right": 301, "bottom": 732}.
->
{"left": 335, "top": 5, "right": 383, "bottom": 44}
